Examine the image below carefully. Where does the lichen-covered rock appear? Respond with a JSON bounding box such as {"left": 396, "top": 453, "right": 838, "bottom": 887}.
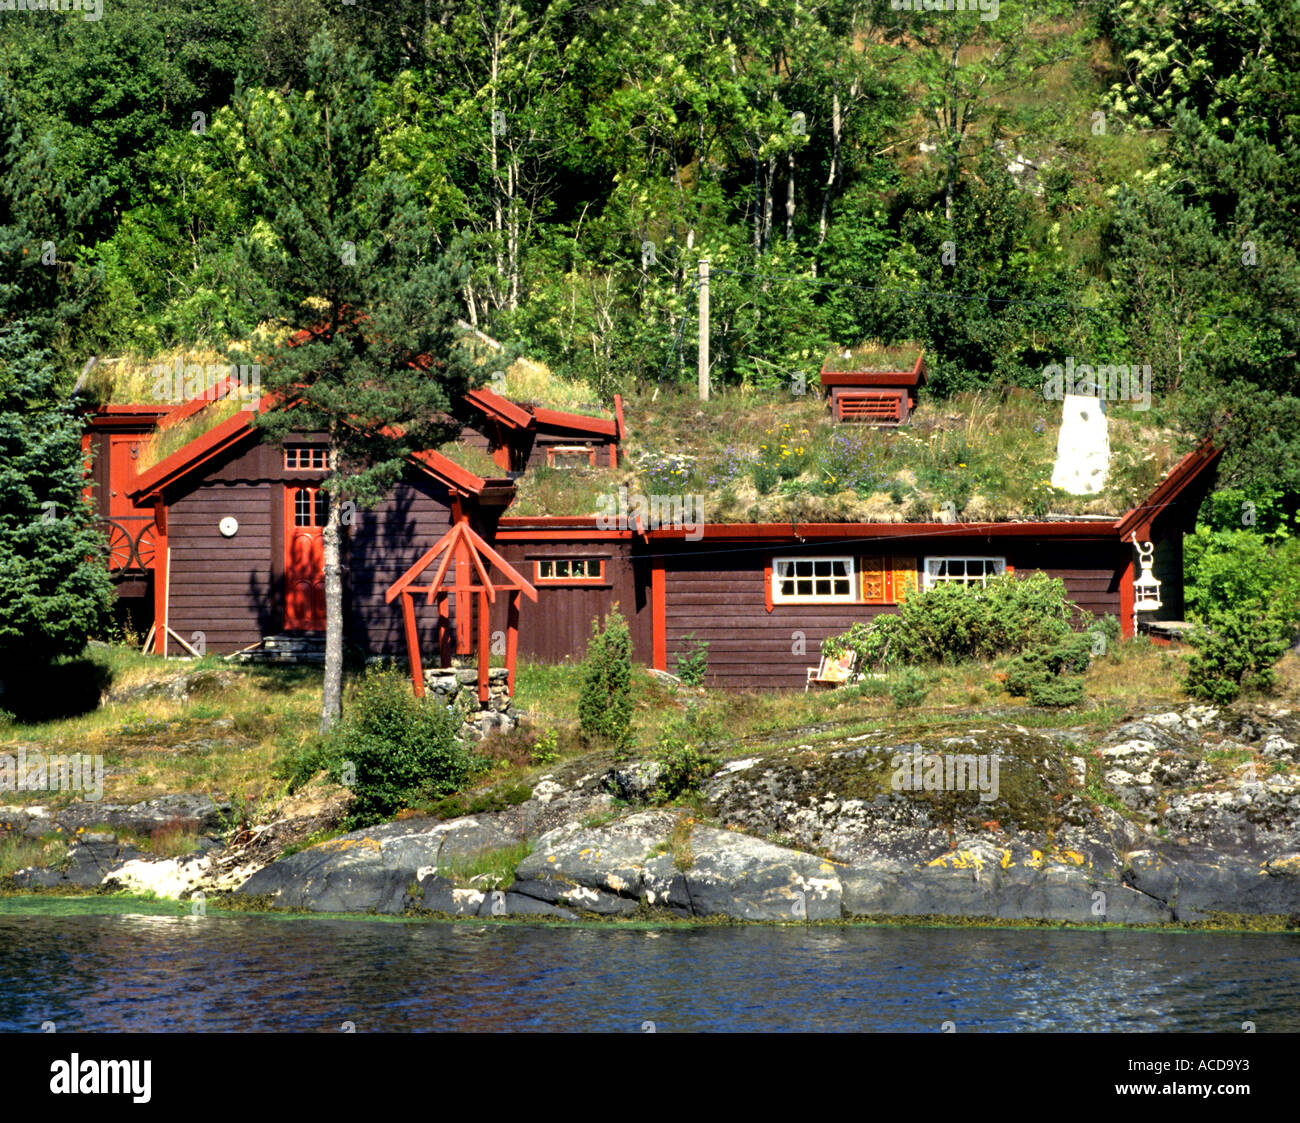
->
{"left": 235, "top": 816, "right": 520, "bottom": 913}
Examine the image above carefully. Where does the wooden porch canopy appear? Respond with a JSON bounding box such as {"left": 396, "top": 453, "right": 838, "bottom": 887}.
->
{"left": 384, "top": 522, "right": 537, "bottom": 702}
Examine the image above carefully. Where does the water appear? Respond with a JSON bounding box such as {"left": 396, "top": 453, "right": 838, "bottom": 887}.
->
{"left": 1, "top": 902, "right": 1297, "bottom": 1032}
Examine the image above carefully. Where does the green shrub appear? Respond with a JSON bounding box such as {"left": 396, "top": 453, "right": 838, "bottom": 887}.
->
{"left": 1003, "top": 631, "right": 1094, "bottom": 705}
{"left": 1182, "top": 531, "right": 1300, "bottom": 703}
{"left": 652, "top": 711, "right": 717, "bottom": 801}
{"left": 823, "top": 572, "right": 1076, "bottom": 669}
{"left": 1027, "top": 675, "right": 1085, "bottom": 707}
{"left": 673, "top": 631, "right": 710, "bottom": 686}
{"left": 330, "top": 668, "right": 471, "bottom": 828}
{"left": 888, "top": 667, "right": 930, "bottom": 708}
{"left": 272, "top": 734, "right": 342, "bottom": 792}
{"left": 1185, "top": 603, "right": 1295, "bottom": 703}
{"left": 578, "top": 606, "right": 634, "bottom": 752}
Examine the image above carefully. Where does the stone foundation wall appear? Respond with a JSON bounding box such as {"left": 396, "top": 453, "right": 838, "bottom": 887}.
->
{"left": 423, "top": 664, "right": 519, "bottom": 742}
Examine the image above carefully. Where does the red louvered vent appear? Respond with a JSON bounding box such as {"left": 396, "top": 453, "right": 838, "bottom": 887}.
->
{"left": 838, "top": 392, "right": 902, "bottom": 423}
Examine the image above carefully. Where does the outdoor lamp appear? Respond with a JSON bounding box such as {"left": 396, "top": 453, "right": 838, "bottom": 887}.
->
{"left": 1133, "top": 537, "right": 1162, "bottom": 613}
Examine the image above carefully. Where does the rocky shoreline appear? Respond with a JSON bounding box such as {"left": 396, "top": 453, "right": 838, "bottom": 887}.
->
{"left": 5, "top": 703, "right": 1300, "bottom": 928}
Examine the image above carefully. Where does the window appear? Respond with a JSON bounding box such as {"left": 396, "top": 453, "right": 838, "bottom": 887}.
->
{"left": 535, "top": 557, "right": 605, "bottom": 583}
{"left": 923, "top": 556, "right": 1006, "bottom": 589}
{"left": 546, "top": 445, "right": 596, "bottom": 469}
{"left": 285, "top": 445, "right": 328, "bottom": 470}
{"left": 293, "top": 488, "right": 328, "bottom": 528}
{"left": 773, "top": 557, "right": 855, "bottom": 603}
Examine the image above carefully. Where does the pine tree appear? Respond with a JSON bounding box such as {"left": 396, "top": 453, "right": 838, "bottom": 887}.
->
{"left": 230, "top": 30, "right": 484, "bottom": 731}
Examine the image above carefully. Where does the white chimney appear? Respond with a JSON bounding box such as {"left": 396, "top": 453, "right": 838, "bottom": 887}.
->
{"left": 1050, "top": 393, "right": 1109, "bottom": 495}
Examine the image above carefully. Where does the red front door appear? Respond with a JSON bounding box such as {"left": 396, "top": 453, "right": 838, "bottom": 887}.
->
{"left": 284, "top": 486, "right": 326, "bottom": 631}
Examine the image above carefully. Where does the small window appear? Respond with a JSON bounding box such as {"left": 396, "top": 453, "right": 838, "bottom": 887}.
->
{"left": 535, "top": 557, "right": 605, "bottom": 583}
{"left": 923, "top": 556, "right": 1006, "bottom": 589}
{"left": 292, "top": 488, "right": 329, "bottom": 528}
{"left": 285, "top": 445, "right": 328, "bottom": 470}
{"left": 546, "top": 445, "right": 596, "bottom": 469}
{"left": 773, "top": 557, "right": 855, "bottom": 603}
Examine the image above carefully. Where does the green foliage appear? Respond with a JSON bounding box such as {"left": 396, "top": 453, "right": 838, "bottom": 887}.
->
{"left": 530, "top": 728, "right": 560, "bottom": 765}
{"left": 825, "top": 573, "right": 1077, "bottom": 671}
{"left": 1181, "top": 529, "right": 1300, "bottom": 702}
{"left": 328, "top": 668, "right": 471, "bottom": 828}
{"left": 652, "top": 709, "right": 718, "bottom": 802}
{"left": 672, "top": 632, "right": 710, "bottom": 687}
{"left": 0, "top": 325, "right": 114, "bottom": 674}
{"left": 888, "top": 667, "right": 929, "bottom": 709}
{"left": 578, "top": 607, "right": 634, "bottom": 751}
{"left": 1003, "top": 632, "right": 1095, "bottom": 705}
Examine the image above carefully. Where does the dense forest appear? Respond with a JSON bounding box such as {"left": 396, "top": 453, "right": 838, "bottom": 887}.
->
{"left": 1, "top": 0, "right": 1298, "bottom": 694}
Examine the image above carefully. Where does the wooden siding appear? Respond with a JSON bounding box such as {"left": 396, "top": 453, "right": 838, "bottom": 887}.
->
{"left": 662, "top": 538, "right": 1128, "bottom": 690}
{"left": 346, "top": 474, "right": 456, "bottom": 657}
{"left": 493, "top": 539, "right": 652, "bottom": 664}
{"left": 166, "top": 480, "right": 278, "bottom": 653}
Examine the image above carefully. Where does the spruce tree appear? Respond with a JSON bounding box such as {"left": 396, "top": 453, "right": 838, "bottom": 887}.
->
{"left": 578, "top": 607, "right": 634, "bottom": 752}
{"left": 0, "top": 324, "right": 114, "bottom": 687}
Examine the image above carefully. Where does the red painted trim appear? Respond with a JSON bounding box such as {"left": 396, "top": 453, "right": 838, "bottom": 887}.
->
{"left": 153, "top": 500, "right": 168, "bottom": 652}
{"left": 464, "top": 387, "right": 534, "bottom": 430}
{"left": 1119, "top": 556, "right": 1136, "bottom": 639}
{"left": 764, "top": 555, "right": 774, "bottom": 613}
{"left": 643, "top": 522, "right": 1120, "bottom": 541}
{"left": 496, "top": 530, "right": 635, "bottom": 541}
{"left": 530, "top": 406, "right": 619, "bottom": 437}
{"left": 545, "top": 445, "right": 598, "bottom": 468}
{"left": 652, "top": 557, "right": 666, "bottom": 671}
{"left": 613, "top": 393, "right": 625, "bottom": 440}
{"left": 1116, "top": 436, "right": 1222, "bottom": 539}
{"left": 499, "top": 515, "right": 609, "bottom": 526}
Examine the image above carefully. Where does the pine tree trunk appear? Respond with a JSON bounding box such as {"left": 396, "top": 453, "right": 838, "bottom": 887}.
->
{"left": 319, "top": 485, "right": 344, "bottom": 734}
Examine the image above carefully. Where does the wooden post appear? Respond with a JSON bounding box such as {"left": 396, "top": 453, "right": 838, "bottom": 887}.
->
{"left": 437, "top": 592, "right": 451, "bottom": 667}
{"left": 477, "top": 588, "right": 490, "bottom": 704}
{"left": 506, "top": 590, "right": 520, "bottom": 695}
{"left": 401, "top": 591, "right": 425, "bottom": 697}
{"left": 698, "top": 259, "right": 709, "bottom": 402}
{"left": 455, "top": 542, "right": 473, "bottom": 656}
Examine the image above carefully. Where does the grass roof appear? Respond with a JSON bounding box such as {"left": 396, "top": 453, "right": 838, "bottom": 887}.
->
{"left": 822, "top": 340, "right": 924, "bottom": 373}
{"left": 505, "top": 384, "right": 1192, "bottom": 524}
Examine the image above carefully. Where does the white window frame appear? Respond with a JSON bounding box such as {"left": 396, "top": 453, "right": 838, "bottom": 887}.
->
{"left": 922, "top": 556, "right": 1006, "bottom": 589}
{"left": 772, "top": 556, "right": 857, "bottom": 604}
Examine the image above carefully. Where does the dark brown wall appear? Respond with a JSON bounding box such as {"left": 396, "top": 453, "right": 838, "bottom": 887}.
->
{"left": 346, "top": 474, "right": 456, "bottom": 657}
{"left": 662, "top": 538, "right": 1127, "bottom": 690}
{"left": 493, "top": 538, "right": 652, "bottom": 665}
{"left": 166, "top": 475, "right": 279, "bottom": 654}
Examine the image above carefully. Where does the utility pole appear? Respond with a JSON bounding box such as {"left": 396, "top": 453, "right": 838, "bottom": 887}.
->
{"left": 698, "top": 259, "right": 710, "bottom": 401}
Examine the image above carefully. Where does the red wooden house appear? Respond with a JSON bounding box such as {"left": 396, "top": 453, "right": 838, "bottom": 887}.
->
{"left": 83, "top": 381, "right": 1221, "bottom": 688}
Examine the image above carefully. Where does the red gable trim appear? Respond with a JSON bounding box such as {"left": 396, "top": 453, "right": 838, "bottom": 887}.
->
{"left": 530, "top": 406, "right": 619, "bottom": 438}
{"left": 1116, "top": 437, "right": 1222, "bottom": 540}
{"left": 129, "top": 404, "right": 266, "bottom": 501}
{"left": 130, "top": 399, "right": 488, "bottom": 501}
{"left": 464, "top": 387, "right": 534, "bottom": 430}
